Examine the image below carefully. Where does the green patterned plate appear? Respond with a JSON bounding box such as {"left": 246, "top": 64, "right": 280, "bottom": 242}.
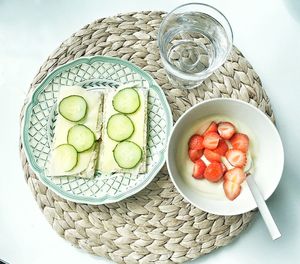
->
{"left": 22, "top": 56, "right": 173, "bottom": 204}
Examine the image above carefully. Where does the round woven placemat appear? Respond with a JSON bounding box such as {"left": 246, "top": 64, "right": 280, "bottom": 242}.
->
{"left": 20, "top": 11, "right": 274, "bottom": 264}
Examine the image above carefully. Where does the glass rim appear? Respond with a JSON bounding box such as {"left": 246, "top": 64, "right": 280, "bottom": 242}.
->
{"left": 158, "top": 2, "right": 234, "bottom": 81}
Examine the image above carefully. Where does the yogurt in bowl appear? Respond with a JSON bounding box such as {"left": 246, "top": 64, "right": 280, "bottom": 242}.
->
{"left": 177, "top": 115, "right": 255, "bottom": 201}
{"left": 166, "top": 98, "right": 284, "bottom": 215}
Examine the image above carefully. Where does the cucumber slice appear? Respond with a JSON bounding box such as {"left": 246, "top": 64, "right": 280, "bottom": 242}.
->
{"left": 107, "top": 114, "right": 134, "bottom": 141}
{"left": 112, "top": 88, "right": 140, "bottom": 114}
{"left": 113, "top": 141, "right": 142, "bottom": 169}
{"left": 52, "top": 144, "right": 78, "bottom": 172}
{"left": 67, "top": 124, "right": 95, "bottom": 152}
{"left": 59, "top": 95, "right": 87, "bottom": 122}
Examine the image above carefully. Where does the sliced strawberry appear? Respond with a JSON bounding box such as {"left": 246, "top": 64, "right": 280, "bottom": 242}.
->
{"left": 225, "top": 149, "right": 247, "bottom": 168}
{"left": 217, "top": 122, "right": 236, "bottom": 139}
{"left": 230, "top": 133, "right": 249, "bottom": 153}
{"left": 203, "top": 132, "right": 221, "bottom": 150}
{"left": 188, "top": 134, "right": 204, "bottom": 150}
{"left": 193, "top": 159, "right": 206, "bottom": 179}
{"left": 188, "top": 149, "right": 203, "bottom": 162}
{"left": 221, "top": 163, "right": 227, "bottom": 174}
{"left": 203, "top": 121, "right": 218, "bottom": 136}
{"left": 204, "top": 162, "right": 224, "bottom": 182}
{"left": 224, "top": 168, "right": 246, "bottom": 184}
{"left": 204, "top": 149, "right": 221, "bottom": 162}
{"left": 223, "top": 181, "right": 241, "bottom": 201}
{"left": 213, "top": 139, "right": 228, "bottom": 156}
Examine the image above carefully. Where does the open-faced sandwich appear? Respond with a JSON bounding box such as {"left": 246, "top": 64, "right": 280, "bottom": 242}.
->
{"left": 47, "top": 84, "right": 148, "bottom": 178}
{"left": 98, "top": 84, "right": 148, "bottom": 173}
{"left": 47, "top": 85, "right": 103, "bottom": 178}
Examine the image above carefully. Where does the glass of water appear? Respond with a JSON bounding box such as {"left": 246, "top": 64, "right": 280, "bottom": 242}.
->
{"left": 158, "top": 3, "right": 233, "bottom": 89}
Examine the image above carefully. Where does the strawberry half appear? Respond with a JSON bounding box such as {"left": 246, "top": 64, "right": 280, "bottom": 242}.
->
{"left": 203, "top": 132, "right": 221, "bottom": 150}
{"left": 204, "top": 149, "right": 221, "bottom": 162}
{"left": 193, "top": 159, "right": 206, "bottom": 179}
{"left": 224, "top": 168, "right": 246, "bottom": 184}
{"left": 204, "top": 162, "right": 224, "bottom": 182}
{"left": 213, "top": 139, "right": 228, "bottom": 156}
{"left": 225, "top": 149, "right": 247, "bottom": 168}
{"left": 223, "top": 180, "right": 241, "bottom": 201}
{"left": 203, "top": 121, "right": 218, "bottom": 136}
{"left": 217, "top": 122, "right": 236, "bottom": 139}
{"left": 188, "top": 149, "right": 203, "bottom": 162}
{"left": 230, "top": 133, "right": 249, "bottom": 153}
{"left": 188, "top": 134, "right": 204, "bottom": 150}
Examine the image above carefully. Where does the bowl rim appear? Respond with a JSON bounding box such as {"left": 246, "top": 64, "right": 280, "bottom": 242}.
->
{"left": 166, "top": 98, "right": 284, "bottom": 215}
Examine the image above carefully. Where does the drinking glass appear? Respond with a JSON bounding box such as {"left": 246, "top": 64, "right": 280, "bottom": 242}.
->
{"left": 158, "top": 3, "right": 233, "bottom": 89}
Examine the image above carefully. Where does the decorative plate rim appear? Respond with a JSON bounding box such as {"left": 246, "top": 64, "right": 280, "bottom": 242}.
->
{"left": 21, "top": 55, "right": 173, "bottom": 204}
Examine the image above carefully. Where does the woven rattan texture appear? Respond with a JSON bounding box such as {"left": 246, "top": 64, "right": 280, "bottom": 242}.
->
{"left": 20, "top": 11, "right": 274, "bottom": 264}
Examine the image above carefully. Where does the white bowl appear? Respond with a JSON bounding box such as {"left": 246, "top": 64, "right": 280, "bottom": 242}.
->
{"left": 166, "top": 98, "right": 284, "bottom": 215}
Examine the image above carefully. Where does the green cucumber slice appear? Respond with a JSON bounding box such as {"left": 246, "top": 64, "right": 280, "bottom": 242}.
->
{"left": 107, "top": 114, "right": 134, "bottom": 141}
{"left": 113, "top": 141, "right": 142, "bottom": 169}
{"left": 59, "top": 95, "right": 87, "bottom": 122}
{"left": 112, "top": 88, "right": 140, "bottom": 114}
{"left": 52, "top": 144, "right": 78, "bottom": 172}
{"left": 67, "top": 124, "right": 95, "bottom": 152}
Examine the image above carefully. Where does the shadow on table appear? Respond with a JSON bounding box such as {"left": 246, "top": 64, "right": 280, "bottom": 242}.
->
{"left": 283, "top": 0, "right": 300, "bottom": 23}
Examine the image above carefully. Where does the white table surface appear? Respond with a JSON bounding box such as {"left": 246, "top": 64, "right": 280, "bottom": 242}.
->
{"left": 1, "top": 0, "right": 299, "bottom": 263}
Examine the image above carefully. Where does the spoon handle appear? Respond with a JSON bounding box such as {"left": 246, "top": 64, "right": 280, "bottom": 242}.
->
{"left": 246, "top": 175, "right": 281, "bottom": 240}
